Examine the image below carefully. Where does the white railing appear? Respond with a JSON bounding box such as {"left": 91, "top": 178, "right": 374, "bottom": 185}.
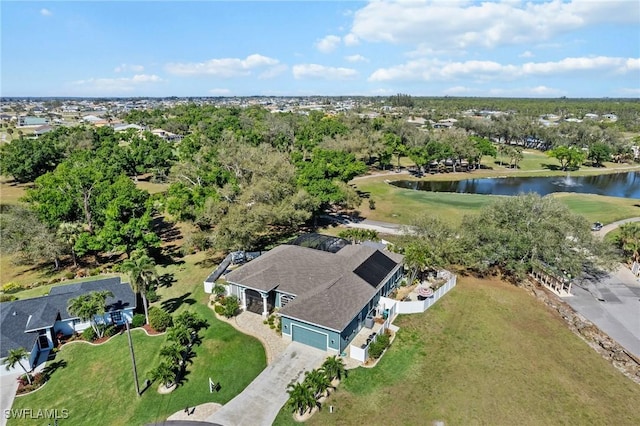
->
{"left": 395, "top": 274, "right": 457, "bottom": 314}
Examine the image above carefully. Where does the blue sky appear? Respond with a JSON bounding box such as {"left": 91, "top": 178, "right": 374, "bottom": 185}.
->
{"left": 2, "top": 1, "right": 639, "bottom": 98}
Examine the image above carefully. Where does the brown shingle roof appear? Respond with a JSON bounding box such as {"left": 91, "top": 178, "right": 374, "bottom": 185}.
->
{"left": 225, "top": 244, "right": 403, "bottom": 331}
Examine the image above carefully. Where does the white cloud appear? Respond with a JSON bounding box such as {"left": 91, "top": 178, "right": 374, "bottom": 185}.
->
{"left": 71, "top": 74, "right": 163, "bottom": 93}
{"left": 344, "top": 54, "right": 368, "bottom": 63}
{"left": 209, "top": 88, "right": 231, "bottom": 95}
{"left": 40, "top": 8, "right": 52, "bottom": 17}
{"left": 165, "top": 54, "right": 280, "bottom": 77}
{"left": 114, "top": 64, "right": 145, "bottom": 73}
{"left": 258, "top": 64, "right": 288, "bottom": 79}
{"left": 343, "top": 33, "right": 359, "bottom": 46}
{"left": 369, "top": 56, "right": 639, "bottom": 82}
{"left": 292, "top": 64, "right": 358, "bottom": 80}
{"left": 348, "top": 0, "right": 639, "bottom": 49}
{"left": 315, "top": 35, "right": 341, "bottom": 53}
{"left": 519, "top": 51, "right": 534, "bottom": 58}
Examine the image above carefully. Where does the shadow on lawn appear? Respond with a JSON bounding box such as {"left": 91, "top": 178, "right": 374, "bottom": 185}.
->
{"left": 41, "top": 359, "right": 68, "bottom": 380}
{"left": 161, "top": 293, "right": 196, "bottom": 313}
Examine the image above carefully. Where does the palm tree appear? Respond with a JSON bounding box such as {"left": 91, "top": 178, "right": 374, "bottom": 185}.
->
{"left": 3, "top": 348, "right": 32, "bottom": 385}
{"left": 57, "top": 222, "right": 84, "bottom": 267}
{"left": 167, "top": 325, "right": 191, "bottom": 347}
{"left": 321, "top": 355, "right": 347, "bottom": 382}
{"left": 303, "top": 369, "right": 332, "bottom": 398}
{"left": 121, "top": 253, "right": 158, "bottom": 325}
{"left": 159, "top": 343, "right": 184, "bottom": 367}
{"left": 618, "top": 222, "right": 640, "bottom": 263}
{"left": 286, "top": 382, "right": 317, "bottom": 416}
{"left": 149, "top": 361, "right": 176, "bottom": 389}
{"left": 67, "top": 290, "right": 113, "bottom": 338}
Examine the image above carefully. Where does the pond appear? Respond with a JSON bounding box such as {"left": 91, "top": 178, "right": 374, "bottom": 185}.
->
{"left": 390, "top": 171, "right": 640, "bottom": 198}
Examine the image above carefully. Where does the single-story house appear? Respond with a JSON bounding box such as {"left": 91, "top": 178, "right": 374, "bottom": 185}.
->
{"left": 219, "top": 237, "right": 404, "bottom": 353}
{"left": 0, "top": 277, "right": 136, "bottom": 369}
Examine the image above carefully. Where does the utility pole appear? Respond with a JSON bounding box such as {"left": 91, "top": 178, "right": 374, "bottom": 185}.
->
{"left": 126, "top": 321, "right": 140, "bottom": 396}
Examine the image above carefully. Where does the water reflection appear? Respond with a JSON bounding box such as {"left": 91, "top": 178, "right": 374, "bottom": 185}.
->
{"left": 390, "top": 171, "right": 640, "bottom": 198}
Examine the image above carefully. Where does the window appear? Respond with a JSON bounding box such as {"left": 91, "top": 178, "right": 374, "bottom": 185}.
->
{"left": 110, "top": 311, "right": 123, "bottom": 324}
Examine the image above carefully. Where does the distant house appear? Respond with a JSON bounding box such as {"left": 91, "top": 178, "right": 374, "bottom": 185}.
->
{"left": 113, "top": 123, "right": 144, "bottom": 132}
{"left": 0, "top": 278, "right": 136, "bottom": 369}
{"left": 208, "top": 235, "right": 404, "bottom": 353}
{"left": 151, "top": 128, "right": 183, "bottom": 142}
{"left": 18, "top": 116, "right": 48, "bottom": 127}
{"left": 31, "top": 125, "right": 53, "bottom": 138}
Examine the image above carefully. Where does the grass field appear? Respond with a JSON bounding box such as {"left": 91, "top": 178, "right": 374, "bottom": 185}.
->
{"left": 274, "top": 276, "right": 640, "bottom": 426}
{"left": 9, "top": 283, "right": 266, "bottom": 426}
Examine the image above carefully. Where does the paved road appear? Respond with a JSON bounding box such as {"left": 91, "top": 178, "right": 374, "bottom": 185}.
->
{"left": 567, "top": 266, "right": 640, "bottom": 359}
{"left": 206, "top": 342, "right": 326, "bottom": 426}
{"left": 595, "top": 217, "right": 640, "bottom": 238}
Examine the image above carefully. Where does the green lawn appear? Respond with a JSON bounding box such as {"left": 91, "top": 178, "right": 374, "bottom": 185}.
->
{"left": 9, "top": 284, "right": 266, "bottom": 426}
{"left": 274, "top": 276, "right": 640, "bottom": 426}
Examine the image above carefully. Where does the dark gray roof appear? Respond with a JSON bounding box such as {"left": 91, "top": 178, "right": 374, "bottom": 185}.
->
{"left": 0, "top": 277, "right": 136, "bottom": 357}
{"left": 225, "top": 244, "right": 403, "bottom": 332}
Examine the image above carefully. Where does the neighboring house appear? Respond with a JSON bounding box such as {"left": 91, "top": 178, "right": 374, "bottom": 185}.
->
{"left": 30, "top": 124, "right": 53, "bottom": 138}
{"left": 209, "top": 235, "right": 404, "bottom": 354}
{"left": 151, "top": 128, "right": 183, "bottom": 142}
{"left": 0, "top": 277, "right": 136, "bottom": 369}
{"left": 18, "top": 116, "right": 48, "bottom": 127}
{"left": 113, "top": 123, "right": 144, "bottom": 132}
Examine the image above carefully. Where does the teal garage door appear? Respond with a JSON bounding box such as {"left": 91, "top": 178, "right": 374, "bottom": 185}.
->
{"left": 292, "top": 325, "right": 327, "bottom": 351}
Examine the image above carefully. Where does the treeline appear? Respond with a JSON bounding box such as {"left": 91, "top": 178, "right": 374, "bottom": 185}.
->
{"left": 0, "top": 102, "right": 637, "bottom": 270}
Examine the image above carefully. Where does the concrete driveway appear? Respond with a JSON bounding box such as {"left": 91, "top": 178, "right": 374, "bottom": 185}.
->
{"left": 568, "top": 265, "right": 640, "bottom": 359}
{"left": 0, "top": 370, "right": 21, "bottom": 426}
{"left": 206, "top": 342, "right": 326, "bottom": 426}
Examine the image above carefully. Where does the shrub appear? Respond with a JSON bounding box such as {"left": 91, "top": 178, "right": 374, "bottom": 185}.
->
{"left": 213, "top": 283, "right": 227, "bottom": 298}
{"left": 369, "top": 198, "right": 376, "bottom": 210}
{"left": 368, "top": 333, "right": 391, "bottom": 359}
{"left": 64, "top": 271, "right": 75, "bottom": 280}
{"left": 83, "top": 327, "right": 97, "bottom": 342}
{"left": 1, "top": 282, "right": 21, "bottom": 293}
{"left": 148, "top": 306, "right": 173, "bottom": 332}
{"left": 0, "top": 294, "right": 17, "bottom": 302}
{"left": 132, "top": 314, "right": 146, "bottom": 328}
{"left": 214, "top": 305, "right": 225, "bottom": 316}
{"left": 146, "top": 288, "right": 160, "bottom": 303}
{"left": 89, "top": 267, "right": 101, "bottom": 277}
{"left": 103, "top": 325, "right": 118, "bottom": 338}
{"left": 223, "top": 295, "right": 240, "bottom": 318}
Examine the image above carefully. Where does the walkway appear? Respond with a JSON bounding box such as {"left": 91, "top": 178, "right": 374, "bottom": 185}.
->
{"left": 215, "top": 309, "right": 290, "bottom": 364}
{"left": 205, "top": 342, "right": 326, "bottom": 426}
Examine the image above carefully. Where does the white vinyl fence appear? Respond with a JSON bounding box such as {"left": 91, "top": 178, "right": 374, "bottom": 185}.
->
{"left": 394, "top": 274, "right": 457, "bottom": 314}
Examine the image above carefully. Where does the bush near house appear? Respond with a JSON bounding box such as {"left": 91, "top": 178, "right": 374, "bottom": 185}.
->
{"left": 132, "top": 313, "right": 146, "bottom": 328}
{"left": 368, "top": 332, "right": 391, "bottom": 360}
{"left": 148, "top": 306, "right": 173, "bottom": 332}
{"left": 82, "top": 327, "right": 97, "bottom": 342}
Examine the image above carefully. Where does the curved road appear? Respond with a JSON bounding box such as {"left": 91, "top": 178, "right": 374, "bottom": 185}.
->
{"left": 595, "top": 217, "right": 640, "bottom": 238}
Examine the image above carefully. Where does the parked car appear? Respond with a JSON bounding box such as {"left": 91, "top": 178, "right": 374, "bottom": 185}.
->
{"left": 591, "top": 222, "right": 603, "bottom": 231}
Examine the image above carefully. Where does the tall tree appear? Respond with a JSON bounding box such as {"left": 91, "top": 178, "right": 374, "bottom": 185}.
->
{"left": 462, "top": 194, "right": 616, "bottom": 278}
{"left": 121, "top": 253, "right": 158, "bottom": 325}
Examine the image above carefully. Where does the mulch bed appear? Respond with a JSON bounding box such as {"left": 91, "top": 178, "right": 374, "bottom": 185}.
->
{"left": 141, "top": 324, "right": 163, "bottom": 335}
